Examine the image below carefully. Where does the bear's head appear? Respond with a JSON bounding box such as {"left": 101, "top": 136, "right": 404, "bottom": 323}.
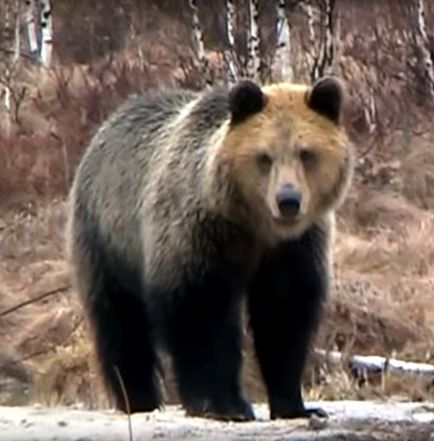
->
{"left": 209, "top": 76, "right": 353, "bottom": 242}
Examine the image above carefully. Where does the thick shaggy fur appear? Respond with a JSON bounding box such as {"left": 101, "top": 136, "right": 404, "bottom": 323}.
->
{"left": 67, "top": 77, "right": 353, "bottom": 421}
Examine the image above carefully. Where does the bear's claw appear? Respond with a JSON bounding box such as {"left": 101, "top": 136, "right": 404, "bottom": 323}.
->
{"left": 271, "top": 406, "right": 328, "bottom": 420}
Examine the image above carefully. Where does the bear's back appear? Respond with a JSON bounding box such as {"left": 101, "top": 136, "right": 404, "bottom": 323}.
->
{"left": 68, "top": 89, "right": 198, "bottom": 268}
{"left": 72, "top": 89, "right": 196, "bottom": 211}
{"left": 80, "top": 89, "right": 196, "bottom": 178}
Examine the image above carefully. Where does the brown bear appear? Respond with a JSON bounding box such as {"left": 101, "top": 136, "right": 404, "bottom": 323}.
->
{"left": 66, "top": 76, "right": 353, "bottom": 421}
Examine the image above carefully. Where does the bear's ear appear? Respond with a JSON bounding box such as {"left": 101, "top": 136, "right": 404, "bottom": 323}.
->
{"left": 306, "top": 76, "right": 343, "bottom": 124}
{"left": 229, "top": 80, "right": 266, "bottom": 124}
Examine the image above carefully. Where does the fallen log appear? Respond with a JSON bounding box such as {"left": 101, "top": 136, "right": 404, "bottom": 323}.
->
{"left": 315, "top": 349, "right": 434, "bottom": 377}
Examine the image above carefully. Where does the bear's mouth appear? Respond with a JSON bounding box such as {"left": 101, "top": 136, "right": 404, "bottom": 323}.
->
{"left": 271, "top": 215, "right": 301, "bottom": 226}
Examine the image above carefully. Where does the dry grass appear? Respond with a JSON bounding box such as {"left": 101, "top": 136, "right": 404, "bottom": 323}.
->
{"left": 400, "top": 142, "right": 434, "bottom": 211}
{"left": 0, "top": 39, "right": 204, "bottom": 208}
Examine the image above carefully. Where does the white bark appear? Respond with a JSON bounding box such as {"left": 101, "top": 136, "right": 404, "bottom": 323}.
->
{"left": 189, "top": 0, "right": 212, "bottom": 86}
{"left": 24, "top": 0, "right": 38, "bottom": 54}
{"left": 311, "top": 0, "right": 336, "bottom": 81}
{"left": 226, "top": 0, "right": 236, "bottom": 52}
{"left": 1, "top": 0, "right": 19, "bottom": 135}
{"left": 305, "top": 2, "right": 316, "bottom": 46}
{"left": 225, "top": 0, "right": 238, "bottom": 85}
{"left": 315, "top": 349, "right": 434, "bottom": 377}
{"left": 39, "top": 0, "right": 53, "bottom": 67}
{"left": 323, "top": 0, "right": 336, "bottom": 72}
{"left": 2, "top": 0, "right": 14, "bottom": 46}
{"left": 363, "top": 90, "right": 377, "bottom": 135}
{"left": 413, "top": 0, "right": 434, "bottom": 99}
{"left": 272, "top": 0, "right": 293, "bottom": 82}
{"left": 4, "top": 85, "right": 12, "bottom": 135}
{"left": 247, "top": 0, "right": 261, "bottom": 81}
{"left": 299, "top": 1, "right": 317, "bottom": 81}
{"left": 2, "top": 4, "right": 12, "bottom": 136}
{"left": 13, "top": 0, "right": 21, "bottom": 62}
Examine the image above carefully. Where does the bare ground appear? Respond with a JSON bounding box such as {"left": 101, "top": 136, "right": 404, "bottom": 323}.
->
{"left": 0, "top": 402, "right": 433, "bottom": 441}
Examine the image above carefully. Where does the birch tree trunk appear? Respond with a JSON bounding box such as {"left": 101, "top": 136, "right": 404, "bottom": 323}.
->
{"left": 4, "top": 86, "right": 13, "bottom": 137}
{"left": 24, "top": 0, "right": 38, "bottom": 54}
{"left": 39, "top": 0, "right": 53, "bottom": 67}
{"left": 247, "top": 0, "right": 261, "bottom": 82}
{"left": 315, "top": 349, "right": 434, "bottom": 378}
{"left": 0, "top": 0, "right": 27, "bottom": 133}
{"left": 272, "top": 0, "right": 293, "bottom": 82}
{"left": 305, "top": 2, "right": 316, "bottom": 46}
{"left": 311, "top": 0, "right": 337, "bottom": 82}
{"left": 412, "top": 0, "right": 434, "bottom": 100}
{"left": 300, "top": 1, "right": 318, "bottom": 81}
{"left": 189, "top": 0, "right": 212, "bottom": 86}
{"left": 225, "top": 0, "right": 238, "bottom": 85}
{"left": 1, "top": 0, "right": 19, "bottom": 135}
{"left": 3, "top": 2, "right": 11, "bottom": 135}
{"left": 13, "top": 0, "right": 21, "bottom": 63}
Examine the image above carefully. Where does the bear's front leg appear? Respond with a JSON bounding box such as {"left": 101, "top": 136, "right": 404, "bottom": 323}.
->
{"left": 155, "top": 270, "right": 255, "bottom": 422}
{"left": 248, "top": 223, "right": 329, "bottom": 420}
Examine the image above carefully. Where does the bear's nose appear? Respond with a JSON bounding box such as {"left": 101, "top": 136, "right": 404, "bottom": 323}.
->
{"left": 276, "top": 186, "right": 301, "bottom": 218}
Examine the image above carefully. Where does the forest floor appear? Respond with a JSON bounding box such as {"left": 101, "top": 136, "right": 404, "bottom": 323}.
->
{"left": 1, "top": 402, "right": 434, "bottom": 441}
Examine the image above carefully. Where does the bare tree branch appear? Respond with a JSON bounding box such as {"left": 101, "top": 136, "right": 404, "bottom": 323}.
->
{"left": 0, "top": 286, "right": 70, "bottom": 319}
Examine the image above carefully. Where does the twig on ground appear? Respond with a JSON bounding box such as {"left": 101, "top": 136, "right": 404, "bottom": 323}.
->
{"left": 0, "top": 285, "right": 69, "bottom": 318}
{"left": 114, "top": 366, "right": 134, "bottom": 441}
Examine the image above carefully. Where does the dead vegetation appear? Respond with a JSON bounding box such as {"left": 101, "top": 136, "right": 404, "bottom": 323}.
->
{"left": 0, "top": 0, "right": 434, "bottom": 414}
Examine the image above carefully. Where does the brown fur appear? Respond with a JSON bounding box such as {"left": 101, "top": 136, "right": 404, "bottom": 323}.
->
{"left": 205, "top": 82, "right": 353, "bottom": 246}
{"left": 66, "top": 78, "right": 353, "bottom": 419}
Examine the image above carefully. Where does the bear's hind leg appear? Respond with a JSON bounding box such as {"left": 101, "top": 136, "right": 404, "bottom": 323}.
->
{"left": 157, "top": 274, "right": 254, "bottom": 421}
{"left": 248, "top": 224, "right": 329, "bottom": 420}
{"left": 84, "top": 269, "right": 162, "bottom": 413}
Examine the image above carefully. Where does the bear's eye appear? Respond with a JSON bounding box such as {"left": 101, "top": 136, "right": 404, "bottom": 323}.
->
{"left": 256, "top": 152, "right": 273, "bottom": 173}
{"left": 299, "top": 148, "right": 317, "bottom": 168}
